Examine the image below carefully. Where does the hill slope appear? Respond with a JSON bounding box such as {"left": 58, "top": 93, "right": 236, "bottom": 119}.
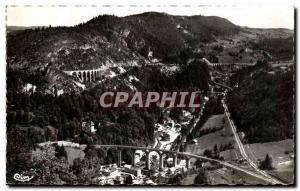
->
{"left": 6, "top": 12, "right": 293, "bottom": 93}
{"left": 7, "top": 12, "right": 240, "bottom": 70}
{"left": 227, "top": 62, "right": 294, "bottom": 143}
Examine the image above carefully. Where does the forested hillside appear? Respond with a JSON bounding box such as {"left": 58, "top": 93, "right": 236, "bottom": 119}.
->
{"left": 227, "top": 61, "right": 294, "bottom": 143}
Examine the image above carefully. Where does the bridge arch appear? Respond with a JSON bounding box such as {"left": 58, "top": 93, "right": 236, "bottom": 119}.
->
{"left": 185, "top": 156, "right": 199, "bottom": 169}
{"left": 128, "top": 149, "right": 138, "bottom": 166}
{"left": 91, "top": 71, "right": 94, "bottom": 82}
{"left": 94, "top": 71, "right": 97, "bottom": 81}
{"left": 72, "top": 72, "right": 77, "bottom": 78}
{"left": 144, "top": 150, "right": 161, "bottom": 170}
{"left": 78, "top": 72, "right": 82, "bottom": 81}
{"left": 87, "top": 71, "right": 91, "bottom": 82}
{"left": 164, "top": 152, "right": 178, "bottom": 168}
{"left": 83, "top": 71, "right": 86, "bottom": 82}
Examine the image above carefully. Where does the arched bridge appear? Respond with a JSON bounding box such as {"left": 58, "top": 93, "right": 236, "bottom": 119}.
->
{"left": 86, "top": 144, "right": 283, "bottom": 184}
{"left": 64, "top": 68, "right": 103, "bottom": 82}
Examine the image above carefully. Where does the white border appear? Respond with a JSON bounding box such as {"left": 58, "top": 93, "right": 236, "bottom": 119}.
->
{"left": 0, "top": 0, "right": 298, "bottom": 190}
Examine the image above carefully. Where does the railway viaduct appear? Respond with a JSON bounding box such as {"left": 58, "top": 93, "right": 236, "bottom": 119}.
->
{"left": 91, "top": 145, "right": 192, "bottom": 171}
{"left": 85, "top": 143, "right": 283, "bottom": 184}
{"left": 64, "top": 68, "right": 103, "bottom": 82}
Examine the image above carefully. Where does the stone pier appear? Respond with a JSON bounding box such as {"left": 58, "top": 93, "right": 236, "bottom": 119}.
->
{"left": 159, "top": 153, "right": 164, "bottom": 171}
{"left": 117, "top": 149, "right": 122, "bottom": 167}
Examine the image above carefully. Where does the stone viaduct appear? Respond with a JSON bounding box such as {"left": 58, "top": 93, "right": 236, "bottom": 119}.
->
{"left": 86, "top": 145, "right": 282, "bottom": 184}
{"left": 89, "top": 144, "right": 229, "bottom": 171}
{"left": 92, "top": 145, "right": 188, "bottom": 171}
{"left": 64, "top": 68, "right": 103, "bottom": 82}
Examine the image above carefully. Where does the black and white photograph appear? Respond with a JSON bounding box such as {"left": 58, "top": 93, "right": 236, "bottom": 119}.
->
{"left": 5, "top": 4, "right": 295, "bottom": 186}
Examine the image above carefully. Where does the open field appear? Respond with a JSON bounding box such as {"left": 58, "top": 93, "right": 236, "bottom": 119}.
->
{"left": 186, "top": 129, "right": 235, "bottom": 155}
{"left": 181, "top": 174, "right": 197, "bottom": 185}
{"left": 208, "top": 167, "right": 268, "bottom": 185}
{"left": 268, "top": 167, "right": 294, "bottom": 184}
{"left": 186, "top": 114, "right": 234, "bottom": 155}
{"left": 181, "top": 167, "right": 268, "bottom": 185}
{"left": 245, "top": 139, "right": 293, "bottom": 168}
{"left": 244, "top": 139, "right": 294, "bottom": 184}
{"left": 200, "top": 114, "right": 224, "bottom": 131}
{"left": 219, "top": 149, "right": 241, "bottom": 161}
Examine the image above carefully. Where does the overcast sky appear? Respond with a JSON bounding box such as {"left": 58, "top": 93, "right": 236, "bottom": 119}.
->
{"left": 6, "top": 6, "right": 294, "bottom": 29}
